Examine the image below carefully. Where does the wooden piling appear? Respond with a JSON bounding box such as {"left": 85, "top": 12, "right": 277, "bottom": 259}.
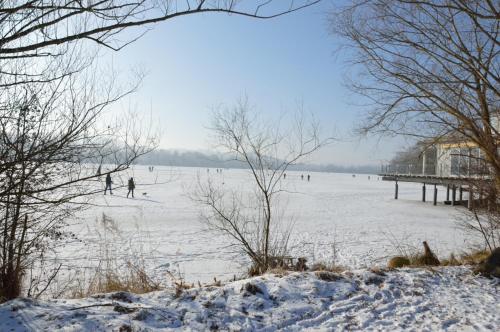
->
{"left": 422, "top": 183, "right": 426, "bottom": 202}
{"left": 468, "top": 188, "right": 473, "bottom": 210}
{"left": 452, "top": 185, "right": 456, "bottom": 205}
{"left": 446, "top": 184, "right": 450, "bottom": 201}
{"left": 433, "top": 184, "right": 437, "bottom": 206}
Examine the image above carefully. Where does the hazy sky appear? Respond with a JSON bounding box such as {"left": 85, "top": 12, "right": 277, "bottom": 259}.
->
{"left": 105, "top": 1, "right": 407, "bottom": 166}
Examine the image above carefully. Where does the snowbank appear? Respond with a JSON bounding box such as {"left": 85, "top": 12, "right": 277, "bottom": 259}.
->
{"left": 1, "top": 267, "right": 498, "bottom": 331}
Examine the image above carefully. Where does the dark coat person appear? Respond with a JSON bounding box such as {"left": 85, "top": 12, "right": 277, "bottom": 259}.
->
{"left": 127, "top": 177, "right": 135, "bottom": 198}
{"left": 104, "top": 173, "right": 113, "bottom": 195}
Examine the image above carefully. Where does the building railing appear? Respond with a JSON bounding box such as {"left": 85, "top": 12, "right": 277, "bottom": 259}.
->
{"left": 380, "top": 163, "right": 492, "bottom": 180}
{"left": 381, "top": 163, "right": 436, "bottom": 176}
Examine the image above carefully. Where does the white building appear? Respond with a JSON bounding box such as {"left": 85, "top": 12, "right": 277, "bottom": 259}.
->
{"left": 435, "top": 140, "right": 484, "bottom": 177}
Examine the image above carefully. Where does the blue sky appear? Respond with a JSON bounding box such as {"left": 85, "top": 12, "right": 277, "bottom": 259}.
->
{"left": 105, "top": 1, "right": 406, "bottom": 166}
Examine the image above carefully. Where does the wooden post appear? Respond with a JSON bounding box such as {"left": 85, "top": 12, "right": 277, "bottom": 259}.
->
{"left": 468, "top": 187, "right": 473, "bottom": 210}
{"left": 422, "top": 183, "right": 426, "bottom": 202}
{"left": 395, "top": 181, "right": 399, "bottom": 200}
{"left": 452, "top": 185, "right": 456, "bottom": 205}
{"left": 459, "top": 186, "right": 463, "bottom": 201}
{"left": 446, "top": 184, "right": 450, "bottom": 201}
{"left": 422, "top": 151, "right": 426, "bottom": 175}
{"left": 433, "top": 184, "right": 437, "bottom": 206}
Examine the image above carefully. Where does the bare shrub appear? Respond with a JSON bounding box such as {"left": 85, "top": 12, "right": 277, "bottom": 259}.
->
{"left": 193, "top": 99, "right": 330, "bottom": 275}
{"left": 458, "top": 181, "right": 500, "bottom": 251}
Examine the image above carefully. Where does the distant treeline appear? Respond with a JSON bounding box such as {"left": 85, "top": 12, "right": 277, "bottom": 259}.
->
{"left": 135, "top": 149, "right": 379, "bottom": 174}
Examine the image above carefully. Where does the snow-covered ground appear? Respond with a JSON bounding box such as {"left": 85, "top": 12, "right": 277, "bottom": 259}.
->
{"left": 1, "top": 267, "right": 498, "bottom": 331}
{"left": 54, "top": 166, "right": 476, "bottom": 284}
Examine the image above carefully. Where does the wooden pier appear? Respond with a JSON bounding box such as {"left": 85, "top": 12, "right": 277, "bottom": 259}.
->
{"left": 380, "top": 173, "right": 490, "bottom": 209}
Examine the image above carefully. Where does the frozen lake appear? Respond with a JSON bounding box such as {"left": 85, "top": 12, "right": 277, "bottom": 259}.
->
{"left": 56, "top": 166, "right": 476, "bottom": 284}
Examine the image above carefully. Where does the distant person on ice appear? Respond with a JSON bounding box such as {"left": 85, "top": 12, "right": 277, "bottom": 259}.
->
{"left": 104, "top": 173, "right": 113, "bottom": 195}
{"left": 127, "top": 177, "right": 135, "bottom": 198}
{"left": 307, "top": 174, "right": 310, "bottom": 181}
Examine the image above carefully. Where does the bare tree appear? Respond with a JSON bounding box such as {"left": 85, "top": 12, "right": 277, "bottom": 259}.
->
{"left": 0, "top": 0, "right": 325, "bottom": 302}
{"left": 193, "top": 99, "right": 328, "bottom": 274}
{"left": 1, "top": 0, "right": 320, "bottom": 53}
{"left": 331, "top": 0, "right": 499, "bottom": 249}
{"left": 0, "top": 0, "right": 321, "bottom": 82}
{"left": 0, "top": 0, "right": 322, "bottom": 301}
{"left": 0, "top": 63, "right": 156, "bottom": 301}
{"left": 331, "top": 0, "right": 499, "bottom": 182}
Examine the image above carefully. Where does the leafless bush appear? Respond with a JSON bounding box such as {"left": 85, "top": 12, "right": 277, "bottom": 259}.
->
{"left": 457, "top": 179, "right": 500, "bottom": 251}
{"left": 460, "top": 211, "right": 500, "bottom": 252}
{"left": 193, "top": 99, "right": 330, "bottom": 275}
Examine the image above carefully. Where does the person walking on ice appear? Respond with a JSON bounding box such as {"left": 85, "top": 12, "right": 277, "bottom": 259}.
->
{"left": 104, "top": 173, "right": 113, "bottom": 195}
{"left": 127, "top": 177, "right": 136, "bottom": 198}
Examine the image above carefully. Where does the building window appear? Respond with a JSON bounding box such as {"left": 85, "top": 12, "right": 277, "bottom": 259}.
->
{"left": 459, "top": 148, "right": 470, "bottom": 176}
{"left": 450, "top": 148, "right": 460, "bottom": 176}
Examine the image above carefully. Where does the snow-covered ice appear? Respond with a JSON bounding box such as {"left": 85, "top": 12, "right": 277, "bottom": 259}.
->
{"left": 1, "top": 267, "right": 498, "bottom": 331}
{"left": 53, "top": 166, "right": 478, "bottom": 284}
{"left": 2, "top": 166, "right": 498, "bottom": 331}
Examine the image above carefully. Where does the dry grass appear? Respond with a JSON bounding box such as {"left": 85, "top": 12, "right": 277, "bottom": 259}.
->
{"left": 65, "top": 214, "right": 163, "bottom": 298}
{"left": 457, "top": 249, "right": 491, "bottom": 265}
{"left": 248, "top": 258, "right": 346, "bottom": 279}
{"left": 265, "top": 267, "right": 291, "bottom": 277}
{"left": 165, "top": 272, "right": 193, "bottom": 298}
{"left": 387, "top": 256, "right": 411, "bottom": 268}
{"left": 315, "top": 270, "right": 343, "bottom": 282}
{"left": 309, "top": 262, "right": 346, "bottom": 273}
{"left": 386, "top": 247, "right": 491, "bottom": 269}
{"left": 69, "top": 261, "right": 161, "bottom": 298}
{"left": 386, "top": 252, "right": 440, "bottom": 268}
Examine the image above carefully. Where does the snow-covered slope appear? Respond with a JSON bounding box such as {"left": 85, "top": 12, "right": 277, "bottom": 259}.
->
{"left": 1, "top": 267, "right": 498, "bottom": 331}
